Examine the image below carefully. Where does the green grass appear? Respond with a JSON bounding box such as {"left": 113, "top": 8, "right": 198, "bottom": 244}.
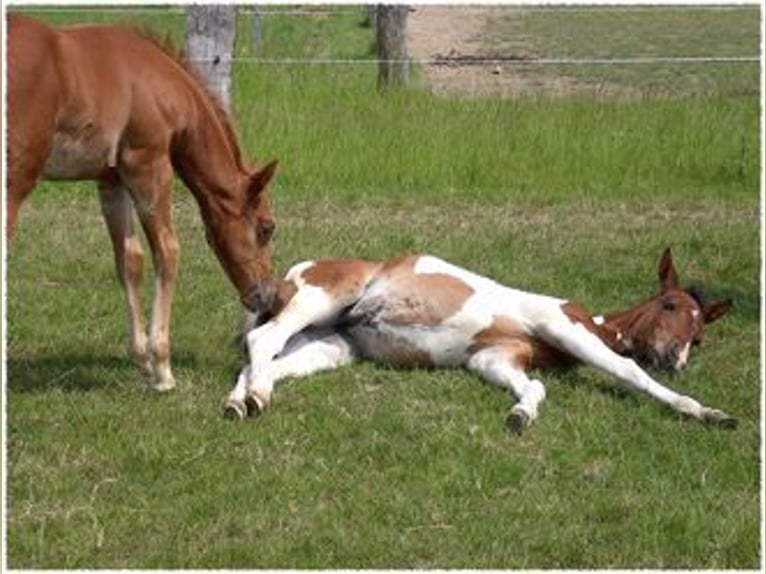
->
{"left": 482, "top": 6, "right": 761, "bottom": 97}
{"left": 5, "top": 5, "right": 762, "bottom": 569}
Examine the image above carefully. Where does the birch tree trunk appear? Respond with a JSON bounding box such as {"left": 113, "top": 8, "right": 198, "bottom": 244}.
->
{"left": 186, "top": 5, "right": 238, "bottom": 111}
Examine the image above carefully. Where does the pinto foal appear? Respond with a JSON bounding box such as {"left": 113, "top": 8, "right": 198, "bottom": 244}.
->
{"left": 225, "top": 249, "right": 734, "bottom": 432}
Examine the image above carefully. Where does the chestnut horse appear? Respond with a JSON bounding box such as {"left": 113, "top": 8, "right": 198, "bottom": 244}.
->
{"left": 7, "top": 15, "right": 278, "bottom": 391}
{"left": 226, "top": 248, "right": 734, "bottom": 432}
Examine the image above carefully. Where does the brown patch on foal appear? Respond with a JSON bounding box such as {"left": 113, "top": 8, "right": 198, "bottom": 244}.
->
{"left": 372, "top": 255, "right": 476, "bottom": 327}
{"left": 302, "top": 259, "right": 381, "bottom": 301}
{"left": 469, "top": 312, "right": 580, "bottom": 369}
{"left": 271, "top": 279, "right": 299, "bottom": 316}
{"left": 561, "top": 302, "right": 625, "bottom": 354}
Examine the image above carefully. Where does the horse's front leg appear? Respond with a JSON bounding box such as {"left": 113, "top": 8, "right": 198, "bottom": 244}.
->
{"left": 99, "top": 180, "right": 153, "bottom": 381}
{"left": 121, "top": 151, "right": 179, "bottom": 391}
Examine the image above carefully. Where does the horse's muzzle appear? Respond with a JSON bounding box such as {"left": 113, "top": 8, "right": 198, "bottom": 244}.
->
{"left": 241, "top": 277, "right": 278, "bottom": 313}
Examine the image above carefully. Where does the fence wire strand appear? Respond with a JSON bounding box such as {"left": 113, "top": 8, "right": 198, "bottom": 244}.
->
{"left": 185, "top": 56, "right": 759, "bottom": 66}
{"left": 12, "top": 5, "right": 761, "bottom": 69}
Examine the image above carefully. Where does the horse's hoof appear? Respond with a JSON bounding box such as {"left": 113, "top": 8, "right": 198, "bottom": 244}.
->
{"left": 223, "top": 399, "right": 248, "bottom": 420}
{"left": 506, "top": 408, "right": 530, "bottom": 436}
{"left": 703, "top": 408, "right": 738, "bottom": 429}
{"left": 151, "top": 379, "right": 176, "bottom": 393}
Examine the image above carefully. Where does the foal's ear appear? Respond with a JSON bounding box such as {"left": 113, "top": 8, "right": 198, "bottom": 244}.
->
{"left": 703, "top": 298, "right": 733, "bottom": 324}
{"left": 247, "top": 160, "right": 279, "bottom": 202}
{"left": 658, "top": 247, "right": 680, "bottom": 292}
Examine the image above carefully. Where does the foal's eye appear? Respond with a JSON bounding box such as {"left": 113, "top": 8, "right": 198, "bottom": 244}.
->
{"left": 662, "top": 299, "right": 676, "bottom": 312}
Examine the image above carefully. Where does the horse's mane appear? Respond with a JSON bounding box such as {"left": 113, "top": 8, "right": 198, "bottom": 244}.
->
{"left": 135, "top": 28, "right": 248, "bottom": 172}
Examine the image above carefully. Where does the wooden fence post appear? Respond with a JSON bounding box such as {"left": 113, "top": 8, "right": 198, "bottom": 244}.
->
{"left": 376, "top": 4, "right": 409, "bottom": 90}
{"left": 186, "top": 5, "right": 238, "bottom": 111}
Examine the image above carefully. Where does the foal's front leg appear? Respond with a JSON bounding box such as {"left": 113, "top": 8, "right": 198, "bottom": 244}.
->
{"left": 535, "top": 307, "right": 737, "bottom": 427}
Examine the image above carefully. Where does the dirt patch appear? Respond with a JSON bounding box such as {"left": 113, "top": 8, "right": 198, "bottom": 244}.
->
{"left": 407, "top": 5, "right": 627, "bottom": 98}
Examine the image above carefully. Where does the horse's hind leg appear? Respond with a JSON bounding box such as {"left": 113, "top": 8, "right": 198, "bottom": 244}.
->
{"left": 99, "top": 179, "right": 153, "bottom": 382}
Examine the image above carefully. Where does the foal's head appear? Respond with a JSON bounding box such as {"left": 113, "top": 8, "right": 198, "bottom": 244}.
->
{"left": 609, "top": 248, "right": 732, "bottom": 372}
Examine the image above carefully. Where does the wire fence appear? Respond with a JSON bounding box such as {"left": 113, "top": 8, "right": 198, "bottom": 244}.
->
{"left": 12, "top": 5, "right": 761, "bottom": 69}
{"left": 183, "top": 55, "right": 759, "bottom": 66}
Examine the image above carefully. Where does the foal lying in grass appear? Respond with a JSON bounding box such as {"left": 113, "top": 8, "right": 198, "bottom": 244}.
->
{"left": 226, "top": 248, "right": 734, "bottom": 432}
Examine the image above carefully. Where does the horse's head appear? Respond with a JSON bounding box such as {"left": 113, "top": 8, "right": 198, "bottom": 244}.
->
{"left": 204, "top": 160, "right": 278, "bottom": 311}
{"left": 609, "top": 248, "right": 732, "bottom": 372}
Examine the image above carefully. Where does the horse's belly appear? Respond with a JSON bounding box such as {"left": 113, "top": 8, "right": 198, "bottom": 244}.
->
{"left": 43, "top": 129, "right": 116, "bottom": 180}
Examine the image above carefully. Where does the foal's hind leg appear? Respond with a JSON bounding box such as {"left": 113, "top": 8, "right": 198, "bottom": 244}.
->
{"left": 467, "top": 342, "right": 546, "bottom": 434}
{"left": 225, "top": 329, "right": 356, "bottom": 419}
{"left": 229, "top": 264, "right": 376, "bottom": 415}
{"left": 99, "top": 179, "right": 152, "bottom": 381}
{"left": 120, "top": 151, "right": 180, "bottom": 391}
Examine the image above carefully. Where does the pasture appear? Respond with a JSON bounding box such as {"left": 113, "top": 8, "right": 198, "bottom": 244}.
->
{"left": 4, "top": 6, "right": 761, "bottom": 569}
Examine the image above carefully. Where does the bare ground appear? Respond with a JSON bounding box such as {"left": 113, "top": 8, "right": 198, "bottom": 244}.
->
{"left": 407, "top": 5, "right": 628, "bottom": 98}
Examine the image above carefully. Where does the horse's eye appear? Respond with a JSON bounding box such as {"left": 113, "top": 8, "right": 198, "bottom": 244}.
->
{"left": 258, "top": 219, "right": 275, "bottom": 242}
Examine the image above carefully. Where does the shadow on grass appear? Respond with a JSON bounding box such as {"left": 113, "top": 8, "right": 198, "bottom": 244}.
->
{"left": 6, "top": 350, "right": 215, "bottom": 394}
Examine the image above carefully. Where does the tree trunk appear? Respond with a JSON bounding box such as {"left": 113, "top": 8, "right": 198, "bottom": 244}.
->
{"left": 376, "top": 5, "right": 409, "bottom": 90}
{"left": 186, "top": 5, "right": 238, "bottom": 112}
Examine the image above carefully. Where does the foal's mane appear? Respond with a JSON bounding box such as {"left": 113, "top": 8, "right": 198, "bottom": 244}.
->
{"left": 686, "top": 284, "right": 708, "bottom": 309}
{"left": 135, "top": 27, "right": 248, "bottom": 172}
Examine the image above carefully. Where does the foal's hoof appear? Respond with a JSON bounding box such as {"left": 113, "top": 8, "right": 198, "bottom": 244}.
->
{"left": 223, "top": 399, "right": 248, "bottom": 420}
{"left": 244, "top": 395, "right": 263, "bottom": 417}
{"left": 506, "top": 407, "right": 530, "bottom": 436}
{"left": 702, "top": 408, "right": 738, "bottom": 429}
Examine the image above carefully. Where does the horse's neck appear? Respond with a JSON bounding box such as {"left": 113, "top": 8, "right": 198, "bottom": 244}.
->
{"left": 174, "top": 95, "right": 245, "bottom": 210}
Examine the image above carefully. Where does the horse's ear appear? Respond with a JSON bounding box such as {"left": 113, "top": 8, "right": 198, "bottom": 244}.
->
{"left": 247, "top": 160, "right": 279, "bottom": 203}
{"left": 658, "top": 247, "right": 680, "bottom": 292}
{"left": 703, "top": 298, "right": 733, "bottom": 324}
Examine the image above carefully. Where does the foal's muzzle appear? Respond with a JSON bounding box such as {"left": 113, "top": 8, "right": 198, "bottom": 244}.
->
{"left": 633, "top": 344, "right": 686, "bottom": 374}
{"left": 652, "top": 348, "right": 690, "bottom": 373}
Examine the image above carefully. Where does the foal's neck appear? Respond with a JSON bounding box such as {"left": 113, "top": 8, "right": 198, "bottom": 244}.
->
{"left": 595, "top": 301, "right": 652, "bottom": 355}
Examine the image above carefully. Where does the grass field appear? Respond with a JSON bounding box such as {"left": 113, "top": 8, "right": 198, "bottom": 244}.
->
{"left": 4, "top": 5, "right": 762, "bottom": 569}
